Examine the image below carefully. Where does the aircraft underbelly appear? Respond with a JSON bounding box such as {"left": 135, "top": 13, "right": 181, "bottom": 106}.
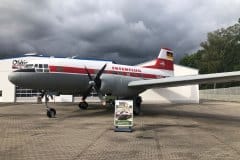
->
{"left": 10, "top": 72, "right": 145, "bottom": 97}
{"left": 101, "top": 74, "right": 144, "bottom": 97}
{"left": 14, "top": 72, "right": 89, "bottom": 93}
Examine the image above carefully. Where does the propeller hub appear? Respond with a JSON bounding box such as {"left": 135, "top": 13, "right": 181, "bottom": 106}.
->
{"left": 89, "top": 80, "right": 95, "bottom": 86}
{"left": 82, "top": 64, "right": 107, "bottom": 101}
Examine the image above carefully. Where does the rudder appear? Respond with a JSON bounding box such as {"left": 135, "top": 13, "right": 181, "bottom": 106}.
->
{"left": 143, "top": 48, "right": 174, "bottom": 71}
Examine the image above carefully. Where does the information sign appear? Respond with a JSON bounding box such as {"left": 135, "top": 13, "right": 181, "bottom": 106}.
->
{"left": 114, "top": 100, "right": 133, "bottom": 132}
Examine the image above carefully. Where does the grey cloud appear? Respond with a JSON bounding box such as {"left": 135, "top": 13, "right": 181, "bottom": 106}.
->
{"left": 0, "top": 0, "right": 240, "bottom": 64}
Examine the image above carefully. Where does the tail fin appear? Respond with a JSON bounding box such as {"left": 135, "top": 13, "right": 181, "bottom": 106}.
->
{"left": 143, "top": 48, "right": 174, "bottom": 71}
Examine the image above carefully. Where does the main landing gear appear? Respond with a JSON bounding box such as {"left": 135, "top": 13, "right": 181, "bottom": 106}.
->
{"left": 79, "top": 101, "right": 88, "bottom": 110}
{"left": 133, "top": 96, "right": 142, "bottom": 116}
{"left": 77, "top": 96, "right": 142, "bottom": 115}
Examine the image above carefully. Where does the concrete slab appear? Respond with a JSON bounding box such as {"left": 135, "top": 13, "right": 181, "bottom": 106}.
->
{"left": 0, "top": 101, "right": 240, "bottom": 160}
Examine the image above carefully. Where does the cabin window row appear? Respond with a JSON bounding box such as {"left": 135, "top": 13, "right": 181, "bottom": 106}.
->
{"left": 25, "top": 64, "right": 49, "bottom": 72}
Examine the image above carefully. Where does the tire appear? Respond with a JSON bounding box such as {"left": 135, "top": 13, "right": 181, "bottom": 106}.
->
{"left": 47, "top": 108, "right": 56, "bottom": 118}
{"left": 79, "top": 102, "right": 88, "bottom": 110}
{"left": 133, "top": 105, "right": 140, "bottom": 116}
{"left": 133, "top": 96, "right": 141, "bottom": 116}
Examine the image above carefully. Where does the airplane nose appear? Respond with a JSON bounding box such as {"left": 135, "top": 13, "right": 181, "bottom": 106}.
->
{"left": 8, "top": 72, "right": 21, "bottom": 85}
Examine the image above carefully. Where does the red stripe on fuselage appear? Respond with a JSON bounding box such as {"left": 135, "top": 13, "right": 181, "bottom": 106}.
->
{"left": 49, "top": 65, "right": 163, "bottom": 79}
{"left": 49, "top": 66, "right": 95, "bottom": 74}
{"left": 143, "top": 58, "right": 173, "bottom": 70}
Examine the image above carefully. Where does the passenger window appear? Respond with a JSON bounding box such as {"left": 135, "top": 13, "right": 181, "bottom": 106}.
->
{"left": 39, "top": 64, "right": 43, "bottom": 68}
{"left": 44, "top": 64, "right": 48, "bottom": 68}
{"left": 36, "top": 69, "right": 43, "bottom": 72}
{"left": 0, "top": 90, "right": 2, "bottom": 97}
{"left": 44, "top": 69, "right": 49, "bottom": 72}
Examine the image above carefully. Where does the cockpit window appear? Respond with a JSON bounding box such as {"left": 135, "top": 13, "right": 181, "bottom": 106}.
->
{"left": 25, "top": 64, "right": 34, "bottom": 69}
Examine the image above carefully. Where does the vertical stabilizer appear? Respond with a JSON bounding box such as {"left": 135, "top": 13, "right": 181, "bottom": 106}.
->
{"left": 143, "top": 48, "right": 174, "bottom": 71}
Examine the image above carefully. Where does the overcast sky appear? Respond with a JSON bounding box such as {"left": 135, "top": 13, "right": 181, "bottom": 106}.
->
{"left": 0, "top": 0, "right": 239, "bottom": 64}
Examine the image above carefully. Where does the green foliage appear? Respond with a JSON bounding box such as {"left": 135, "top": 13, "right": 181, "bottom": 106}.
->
{"left": 179, "top": 51, "right": 201, "bottom": 69}
{"left": 179, "top": 19, "right": 240, "bottom": 89}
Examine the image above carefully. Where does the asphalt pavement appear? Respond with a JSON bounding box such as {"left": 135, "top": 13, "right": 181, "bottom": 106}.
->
{"left": 0, "top": 101, "right": 240, "bottom": 160}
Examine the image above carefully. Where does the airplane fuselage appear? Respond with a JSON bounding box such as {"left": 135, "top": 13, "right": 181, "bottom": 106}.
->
{"left": 9, "top": 57, "right": 173, "bottom": 97}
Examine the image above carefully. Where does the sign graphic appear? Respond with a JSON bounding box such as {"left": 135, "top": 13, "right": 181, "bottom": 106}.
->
{"left": 12, "top": 59, "right": 27, "bottom": 69}
{"left": 114, "top": 100, "right": 133, "bottom": 129}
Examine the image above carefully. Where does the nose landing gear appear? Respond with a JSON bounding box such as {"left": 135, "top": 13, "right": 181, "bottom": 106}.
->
{"left": 47, "top": 108, "right": 56, "bottom": 118}
{"left": 41, "top": 91, "right": 56, "bottom": 118}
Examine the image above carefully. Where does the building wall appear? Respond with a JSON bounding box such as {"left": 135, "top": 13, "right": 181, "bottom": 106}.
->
{"left": 200, "top": 87, "right": 240, "bottom": 102}
{"left": 0, "top": 57, "right": 47, "bottom": 102}
{"left": 140, "top": 64, "right": 199, "bottom": 104}
{"left": 0, "top": 59, "right": 16, "bottom": 102}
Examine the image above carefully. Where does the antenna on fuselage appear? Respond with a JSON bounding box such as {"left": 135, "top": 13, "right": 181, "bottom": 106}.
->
{"left": 24, "top": 53, "right": 38, "bottom": 56}
{"left": 66, "top": 55, "right": 78, "bottom": 59}
{"left": 24, "top": 53, "right": 45, "bottom": 57}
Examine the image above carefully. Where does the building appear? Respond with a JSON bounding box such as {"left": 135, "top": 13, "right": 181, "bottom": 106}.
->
{"left": 140, "top": 65, "right": 199, "bottom": 103}
{"left": 0, "top": 56, "right": 199, "bottom": 103}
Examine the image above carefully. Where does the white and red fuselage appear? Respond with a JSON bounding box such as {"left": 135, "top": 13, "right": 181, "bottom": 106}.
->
{"left": 8, "top": 48, "right": 174, "bottom": 98}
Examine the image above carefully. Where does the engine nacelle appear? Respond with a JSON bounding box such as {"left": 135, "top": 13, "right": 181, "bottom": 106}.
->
{"left": 100, "top": 74, "right": 144, "bottom": 97}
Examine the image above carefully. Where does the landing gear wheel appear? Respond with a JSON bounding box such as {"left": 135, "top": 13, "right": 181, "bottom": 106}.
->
{"left": 106, "top": 99, "right": 115, "bottom": 108}
{"left": 79, "top": 102, "right": 88, "bottom": 110}
{"left": 133, "top": 96, "right": 142, "bottom": 116}
{"left": 133, "top": 105, "right": 141, "bottom": 115}
{"left": 47, "top": 108, "right": 56, "bottom": 118}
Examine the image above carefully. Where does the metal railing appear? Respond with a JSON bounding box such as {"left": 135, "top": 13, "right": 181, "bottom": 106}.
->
{"left": 200, "top": 86, "right": 240, "bottom": 102}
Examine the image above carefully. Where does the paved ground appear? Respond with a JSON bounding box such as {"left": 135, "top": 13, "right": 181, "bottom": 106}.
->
{"left": 0, "top": 101, "right": 240, "bottom": 160}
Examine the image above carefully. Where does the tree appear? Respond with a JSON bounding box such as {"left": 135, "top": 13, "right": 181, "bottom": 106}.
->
{"left": 179, "top": 51, "right": 201, "bottom": 69}
{"left": 179, "top": 19, "right": 240, "bottom": 89}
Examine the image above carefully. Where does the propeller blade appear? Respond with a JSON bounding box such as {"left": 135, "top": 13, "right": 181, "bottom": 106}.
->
{"left": 82, "top": 86, "right": 93, "bottom": 101}
{"left": 94, "top": 64, "right": 107, "bottom": 89}
{"left": 84, "top": 66, "right": 93, "bottom": 81}
{"left": 82, "top": 64, "right": 107, "bottom": 101}
{"left": 95, "top": 64, "right": 107, "bottom": 80}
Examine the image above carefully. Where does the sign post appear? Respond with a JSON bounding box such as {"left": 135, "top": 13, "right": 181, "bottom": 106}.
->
{"left": 114, "top": 100, "right": 133, "bottom": 132}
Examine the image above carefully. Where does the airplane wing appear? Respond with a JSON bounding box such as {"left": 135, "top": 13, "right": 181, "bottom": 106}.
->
{"left": 128, "top": 71, "right": 240, "bottom": 89}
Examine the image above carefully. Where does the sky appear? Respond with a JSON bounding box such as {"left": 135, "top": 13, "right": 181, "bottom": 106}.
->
{"left": 0, "top": 0, "right": 240, "bottom": 64}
